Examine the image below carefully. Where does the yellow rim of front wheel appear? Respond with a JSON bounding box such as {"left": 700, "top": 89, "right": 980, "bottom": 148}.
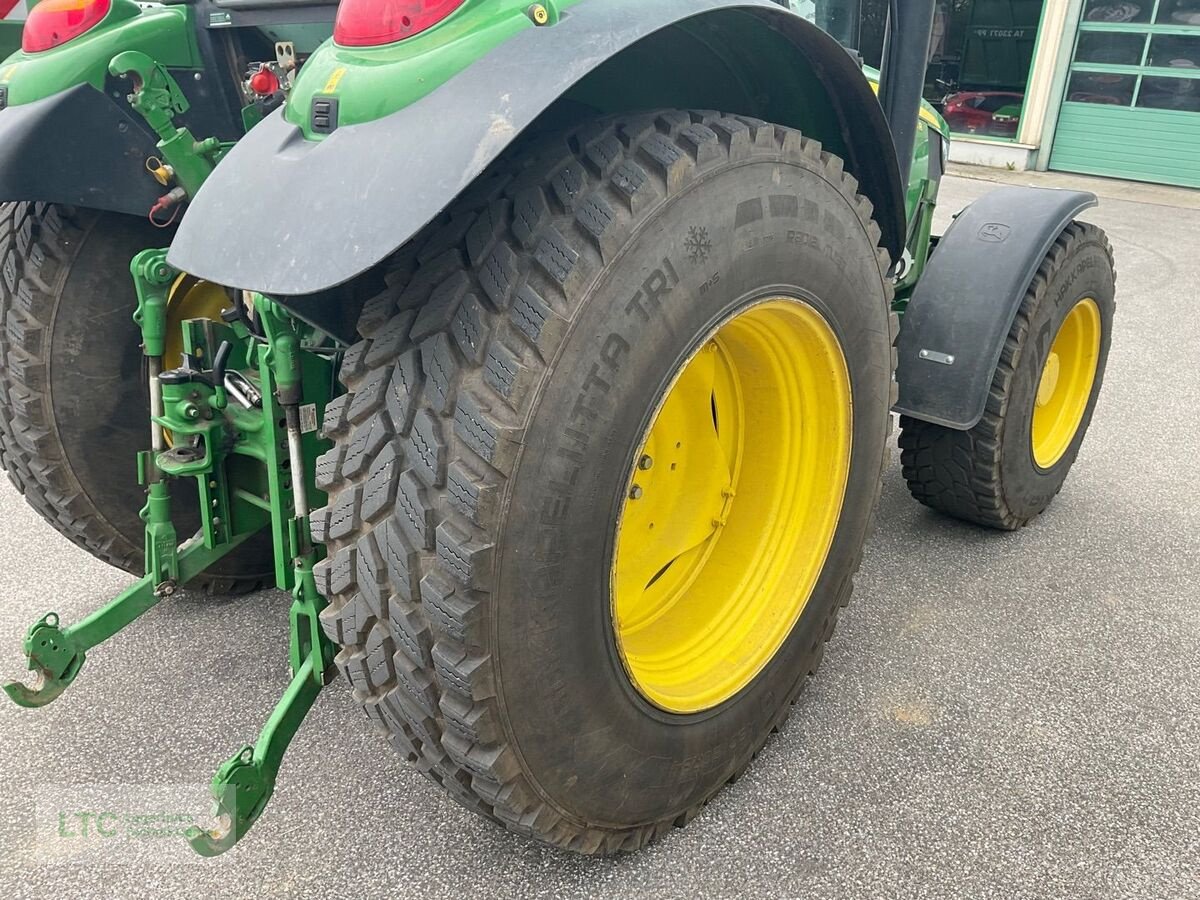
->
{"left": 1031, "top": 298, "right": 1101, "bottom": 469}
{"left": 610, "top": 298, "right": 853, "bottom": 714}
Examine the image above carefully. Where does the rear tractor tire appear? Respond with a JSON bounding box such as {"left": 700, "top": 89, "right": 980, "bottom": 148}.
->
{"left": 0, "top": 201, "right": 271, "bottom": 593}
{"left": 312, "top": 110, "right": 897, "bottom": 852}
{"left": 899, "top": 221, "right": 1116, "bottom": 529}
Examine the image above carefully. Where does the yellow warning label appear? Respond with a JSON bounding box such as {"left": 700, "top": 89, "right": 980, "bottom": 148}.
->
{"left": 322, "top": 67, "right": 347, "bottom": 95}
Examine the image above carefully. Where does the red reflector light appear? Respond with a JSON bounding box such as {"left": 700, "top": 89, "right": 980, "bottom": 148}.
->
{"left": 334, "top": 0, "right": 467, "bottom": 48}
{"left": 22, "top": 0, "right": 112, "bottom": 53}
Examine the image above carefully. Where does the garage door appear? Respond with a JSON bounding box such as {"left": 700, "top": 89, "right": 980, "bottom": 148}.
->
{"left": 1050, "top": 0, "right": 1200, "bottom": 188}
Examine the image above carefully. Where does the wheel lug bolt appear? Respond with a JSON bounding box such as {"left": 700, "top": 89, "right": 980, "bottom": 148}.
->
{"left": 629, "top": 485, "right": 643, "bottom": 500}
{"left": 638, "top": 455, "right": 653, "bottom": 470}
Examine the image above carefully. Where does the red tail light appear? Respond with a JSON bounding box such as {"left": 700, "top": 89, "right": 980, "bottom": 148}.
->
{"left": 334, "top": 0, "right": 467, "bottom": 48}
{"left": 22, "top": 0, "right": 112, "bottom": 53}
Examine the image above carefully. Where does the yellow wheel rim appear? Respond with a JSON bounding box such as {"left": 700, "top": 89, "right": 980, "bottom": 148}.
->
{"left": 1031, "top": 298, "right": 1101, "bottom": 469}
{"left": 610, "top": 298, "right": 853, "bottom": 714}
{"left": 163, "top": 274, "right": 230, "bottom": 371}
{"left": 160, "top": 275, "right": 230, "bottom": 446}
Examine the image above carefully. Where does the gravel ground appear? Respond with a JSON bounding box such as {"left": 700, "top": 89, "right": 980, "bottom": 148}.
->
{"left": 0, "top": 171, "right": 1197, "bottom": 900}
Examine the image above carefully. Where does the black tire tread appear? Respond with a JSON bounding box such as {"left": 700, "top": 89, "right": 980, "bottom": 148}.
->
{"left": 313, "top": 111, "right": 896, "bottom": 853}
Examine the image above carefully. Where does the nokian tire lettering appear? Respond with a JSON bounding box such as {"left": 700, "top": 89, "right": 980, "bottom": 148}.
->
{"left": 312, "top": 109, "right": 898, "bottom": 853}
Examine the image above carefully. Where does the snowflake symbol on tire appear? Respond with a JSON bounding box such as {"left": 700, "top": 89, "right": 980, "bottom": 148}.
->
{"left": 685, "top": 225, "right": 712, "bottom": 264}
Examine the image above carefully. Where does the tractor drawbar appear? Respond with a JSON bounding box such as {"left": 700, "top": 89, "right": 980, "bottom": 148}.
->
{"left": 2, "top": 249, "right": 340, "bottom": 855}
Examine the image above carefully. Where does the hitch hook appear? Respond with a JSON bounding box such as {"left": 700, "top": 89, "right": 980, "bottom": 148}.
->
{"left": 2, "top": 613, "right": 85, "bottom": 708}
{"left": 186, "top": 655, "right": 330, "bottom": 856}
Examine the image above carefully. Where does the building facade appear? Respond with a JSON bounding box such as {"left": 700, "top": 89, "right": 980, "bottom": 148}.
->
{"left": 923, "top": 0, "right": 1199, "bottom": 188}
{"left": 815, "top": 0, "right": 1199, "bottom": 189}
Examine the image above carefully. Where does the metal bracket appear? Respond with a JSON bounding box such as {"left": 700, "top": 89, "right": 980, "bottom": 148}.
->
{"left": 109, "top": 51, "right": 231, "bottom": 200}
{"left": 187, "top": 296, "right": 337, "bottom": 855}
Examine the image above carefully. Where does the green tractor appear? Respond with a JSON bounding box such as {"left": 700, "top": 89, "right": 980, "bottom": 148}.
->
{"left": 0, "top": 0, "right": 1115, "bottom": 855}
{"left": 0, "top": 0, "right": 336, "bottom": 591}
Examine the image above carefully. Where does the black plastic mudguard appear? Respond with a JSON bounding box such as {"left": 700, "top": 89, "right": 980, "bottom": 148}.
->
{"left": 895, "top": 185, "right": 1098, "bottom": 430}
{"left": 168, "top": 0, "right": 905, "bottom": 295}
{"left": 0, "top": 84, "right": 162, "bottom": 216}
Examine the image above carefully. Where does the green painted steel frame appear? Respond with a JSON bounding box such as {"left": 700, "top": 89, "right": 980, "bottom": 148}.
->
{"left": 3, "top": 246, "right": 341, "bottom": 854}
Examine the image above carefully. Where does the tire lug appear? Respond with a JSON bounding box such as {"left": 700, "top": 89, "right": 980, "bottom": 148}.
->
{"left": 629, "top": 485, "right": 643, "bottom": 500}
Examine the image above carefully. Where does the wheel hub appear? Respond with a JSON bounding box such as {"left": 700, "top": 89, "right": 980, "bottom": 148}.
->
{"left": 164, "top": 274, "right": 231, "bottom": 371}
{"left": 1036, "top": 352, "right": 1061, "bottom": 407}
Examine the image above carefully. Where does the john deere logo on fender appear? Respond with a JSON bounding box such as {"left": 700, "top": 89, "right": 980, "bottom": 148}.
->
{"left": 978, "top": 223, "right": 1011, "bottom": 243}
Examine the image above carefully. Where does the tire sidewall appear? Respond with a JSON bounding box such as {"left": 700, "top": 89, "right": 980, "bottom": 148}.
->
{"left": 491, "top": 156, "right": 891, "bottom": 828}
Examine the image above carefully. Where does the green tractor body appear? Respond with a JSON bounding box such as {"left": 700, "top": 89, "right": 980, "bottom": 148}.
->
{"left": 0, "top": 0, "right": 335, "bottom": 214}
{"left": 0, "top": 0, "right": 1117, "bottom": 857}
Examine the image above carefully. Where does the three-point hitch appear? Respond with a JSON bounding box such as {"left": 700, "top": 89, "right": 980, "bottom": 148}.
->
{"left": 4, "top": 249, "right": 339, "bottom": 854}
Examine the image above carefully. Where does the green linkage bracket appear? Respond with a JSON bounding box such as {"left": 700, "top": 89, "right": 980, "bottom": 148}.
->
{"left": 187, "top": 647, "right": 333, "bottom": 855}
{"left": 131, "top": 248, "right": 175, "bottom": 359}
{"left": 2, "top": 536, "right": 249, "bottom": 708}
{"left": 132, "top": 249, "right": 183, "bottom": 585}
{"left": 7, "top": 269, "right": 337, "bottom": 855}
{"left": 187, "top": 298, "right": 337, "bottom": 856}
{"left": 109, "top": 51, "right": 230, "bottom": 198}
{"left": 2, "top": 614, "right": 81, "bottom": 709}
{"left": 4, "top": 248, "right": 239, "bottom": 708}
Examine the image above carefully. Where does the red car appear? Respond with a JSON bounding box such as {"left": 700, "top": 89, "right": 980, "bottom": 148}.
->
{"left": 942, "top": 91, "right": 1025, "bottom": 137}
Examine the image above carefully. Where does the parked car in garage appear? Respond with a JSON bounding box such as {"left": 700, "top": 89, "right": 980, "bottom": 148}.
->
{"left": 943, "top": 90, "right": 1025, "bottom": 136}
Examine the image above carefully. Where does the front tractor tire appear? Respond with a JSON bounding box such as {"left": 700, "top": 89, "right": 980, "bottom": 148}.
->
{"left": 899, "top": 222, "right": 1116, "bottom": 530}
{"left": 312, "top": 110, "right": 896, "bottom": 852}
{"left": 0, "top": 202, "right": 270, "bottom": 592}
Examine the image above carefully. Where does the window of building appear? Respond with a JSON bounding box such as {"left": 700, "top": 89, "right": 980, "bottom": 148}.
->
{"left": 819, "top": 0, "right": 1048, "bottom": 141}
{"left": 793, "top": 1, "right": 1048, "bottom": 140}
{"left": 923, "top": 0, "right": 1046, "bottom": 140}
{"left": 1065, "top": 0, "right": 1200, "bottom": 111}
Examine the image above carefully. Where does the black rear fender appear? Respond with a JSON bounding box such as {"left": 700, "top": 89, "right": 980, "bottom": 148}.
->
{"left": 167, "top": 0, "right": 907, "bottom": 296}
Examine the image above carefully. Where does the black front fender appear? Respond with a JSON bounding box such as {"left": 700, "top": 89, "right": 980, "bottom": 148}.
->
{"left": 895, "top": 186, "right": 1099, "bottom": 430}
{"left": 169, "top": 0, "right": 906, "bottom": 296}
{"left": 0, "top": 84, "right": 161, "bottom": 216}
